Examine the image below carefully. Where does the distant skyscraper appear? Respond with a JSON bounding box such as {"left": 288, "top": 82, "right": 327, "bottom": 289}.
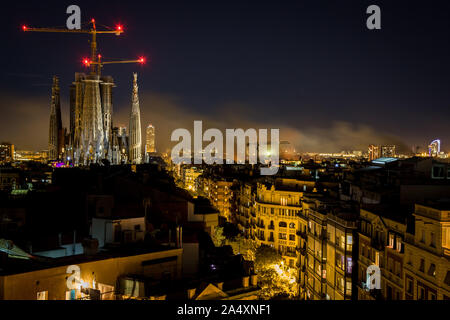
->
{"left": 129, "top": 73, "right": 142, "bottom": 164}
{"left": 428, "top": 139, "right": 441, "bottom": 157}
{"left": 49, "top": 76, "right": 63, "bottom": 161}
{"left": 381, "top": 145, "right": 396, "bottom": 158}
{"left": 0, "top": 142, "right": 14, "bottom": 164}
{"left": 368, "top": 145, "right": 380, "bottom": 161}
{"left": 146, "top": 124, "right": 156, "bottom": 154}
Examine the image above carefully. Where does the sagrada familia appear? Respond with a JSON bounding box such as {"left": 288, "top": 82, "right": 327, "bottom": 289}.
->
{"left": 48, "top": 72, "right": 143, "bottom": 166}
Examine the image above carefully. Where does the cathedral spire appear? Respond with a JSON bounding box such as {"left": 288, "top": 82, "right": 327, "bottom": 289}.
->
{"left": 49, "top": 76, "right": 63, "bottom": 161}
{"left": 129, "top": 73, "right": 142, "bottom": 164}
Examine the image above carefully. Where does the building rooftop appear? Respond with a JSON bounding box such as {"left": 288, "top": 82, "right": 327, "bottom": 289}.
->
{"left": 0, "top": 242, "right": 180, "bottom": 277}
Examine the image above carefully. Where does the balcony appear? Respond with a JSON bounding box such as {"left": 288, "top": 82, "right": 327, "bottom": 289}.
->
{"left": 297, "top": 246, "right": 306, "bottom": 256}
{"left": 283, "top": 251, "right": 297, "bottom": 258}
{"left": 257, "top": 234, "right": 265, "bottom": 241}
{"left": 297, "top": 231, "right": 307, "bottom": 239}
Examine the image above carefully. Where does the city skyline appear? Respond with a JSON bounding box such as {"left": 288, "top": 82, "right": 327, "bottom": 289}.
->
{"left": 1, "top": 0, "right": 450, "bottom": 153}
{"left": 1, "top": 1, "right": 450, "bottom": 306}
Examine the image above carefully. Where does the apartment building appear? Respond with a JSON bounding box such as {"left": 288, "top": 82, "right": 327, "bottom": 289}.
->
{"left": 198, "top": 176, "right": 234, "bottom": 220}
{"left": 404, "top": 202, "right": 450, "bottom": 300}
{"left": 357, "top": 205, "right": 409, "bottom": 300}
{"left": 325, "top": 212, "right": 358, "bottom": 300}
{"left": 254, "top": 179, "right": 304, "bottom": 269}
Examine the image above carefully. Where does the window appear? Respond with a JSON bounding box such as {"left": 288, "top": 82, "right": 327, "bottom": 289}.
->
{"left": 346, "top": 281, "right": 352, "bottom": 296}
{"left": 395, "top": 261, "right": 401, "bottom": 276}
{"left": 279, "top": 221, "right": 287, "bottom": 228}
{"left": 336, "top": 253, "right": 345, "bottom": 271}
{"left": 346, "top": 235, "right": 353, "bottom": 251}
{"left": 37, "top": 291, "right": 48, "bottom": 300}
{"left": 375, "top": 252, "right": 380, "bottom": 266}
{"left": 289, "top": 234, "right": 295, "bottom": 241}
{"left": 98, "top": 283, "right": 115, "bottom": 300}
{"left": 445, "top": 271, "right": 450, "bottom": 286}
{"left": 388, "top": 233, "right": 395, "bottom": 248}
{"left": 419, "top": 259, "right": 425, "bottom": 273}
{"left": 134, "top": 224, "right": 141, "bottom": 231}
{"left": 406, "top": 279, "right": 413, "bottom": 294}
{"left": 421, "top": 230, "right": 425, "bottom": 243}
{"left": 432, "top": 165, "right": 445, "bottom": 179}
{"left": 346, "top": 257, "right": 353, "bottom": 274}
{"left": 279, "top": 233, "right": 287, "bottom": 240}
{"left": 388, "top": 257, "right": 394, "bottom": 272}
{"left": 430, "top": 232, "right": 436, "bottom": 248}
{"left": 429, "top": 292, "right": 436, "bottom": 300}
{"left": 289, "top": 223, "right": 296, "bottom": 229}
{"left": 396, "top": 237, "right": 402, "bottom": 252}
{"left": 418, "top": 286, "right": 425, "bottom": 300}
{"left": 386, "top": 285, "right": 393, "bottom": 300}
{"left": 66, "top": 289, "right": 77, "bottom": 300}
{"left": 428, "top": 264, "right": 436, "bottom": 277}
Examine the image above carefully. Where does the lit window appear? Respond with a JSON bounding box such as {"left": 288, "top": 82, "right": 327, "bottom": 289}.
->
{"left": 428, "top": 263, "right": 436, "bottom": 277}
{"left": 37, "top": 291, "right": 48, "bottom": 300}
{"left": 388, "top": 233, "right": 395, "bottom": 248}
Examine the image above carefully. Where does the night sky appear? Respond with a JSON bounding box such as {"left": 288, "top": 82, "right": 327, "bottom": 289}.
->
{"left": 1, "top": 0, "right": 450, "bottom": 153}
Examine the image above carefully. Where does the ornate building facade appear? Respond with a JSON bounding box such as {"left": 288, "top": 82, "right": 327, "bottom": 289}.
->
{"left": 49, "top": 76, "right": 63, "bottom": 161}
{"left": 128, "top": 73, "right": 142, "bottom": 164}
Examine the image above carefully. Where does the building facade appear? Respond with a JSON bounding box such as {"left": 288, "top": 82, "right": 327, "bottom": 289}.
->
{"left": 404, "top": 203, "right": 450, "bottom": 300}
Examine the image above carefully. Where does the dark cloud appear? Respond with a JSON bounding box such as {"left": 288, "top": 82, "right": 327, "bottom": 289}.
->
{"left": 0, "top": 89, "right": 413, "bottom": 154}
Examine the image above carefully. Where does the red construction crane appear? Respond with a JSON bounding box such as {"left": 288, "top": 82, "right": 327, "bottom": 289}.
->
{"left": 22, "top": 19, "right": 145, "bottom": 75}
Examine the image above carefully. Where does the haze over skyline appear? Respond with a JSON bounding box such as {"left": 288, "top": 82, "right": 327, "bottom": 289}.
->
{"left": 1, "top": 0, "right": 450, "bottom": 153}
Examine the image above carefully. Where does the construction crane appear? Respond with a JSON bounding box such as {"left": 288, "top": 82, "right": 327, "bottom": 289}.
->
{"left": 22, "top": 19, "right": 145, "bottom": 75}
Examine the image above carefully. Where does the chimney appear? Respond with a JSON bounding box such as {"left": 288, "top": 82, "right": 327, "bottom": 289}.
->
{"left": 242, "top": 276, "right": 249, "bottom": 288}
{"left": 187, "top": 288, "right": 196, "bottom": 299}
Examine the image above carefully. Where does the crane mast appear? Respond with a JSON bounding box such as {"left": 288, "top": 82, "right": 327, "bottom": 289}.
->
{"left": 22, "top": 19, "right": 145, "bottom": 75}
{"left": 22, "top": 18, "right": 146, "bottom": 166}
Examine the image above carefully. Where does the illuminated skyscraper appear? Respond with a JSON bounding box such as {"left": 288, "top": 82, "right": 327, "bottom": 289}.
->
{"left": 381, "top": 145, "right": 396, "bottom": 158}
{"left": 129, "top": 73, "right": 142, "bottom": 164}
{"left": 145, "top": 124, "right": 156, "bottom": 154}
{"left": 428, "top": 139, "right": 441, "bottom": 157}
{"left": 49, "top": 76, "right": 63, "bottom": 161}
{"left": 368, "top": 145, "right": 380, "bottom": 161}
{"left": 0, "top": 142, "right": 14, "bottom": 164}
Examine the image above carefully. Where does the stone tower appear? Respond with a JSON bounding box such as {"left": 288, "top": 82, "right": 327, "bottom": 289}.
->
{"left": 49, "top": 76, "right": 63, "bottom": 161}
{"left": 128, "top": 73, "right": 142, "bottom": 164}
